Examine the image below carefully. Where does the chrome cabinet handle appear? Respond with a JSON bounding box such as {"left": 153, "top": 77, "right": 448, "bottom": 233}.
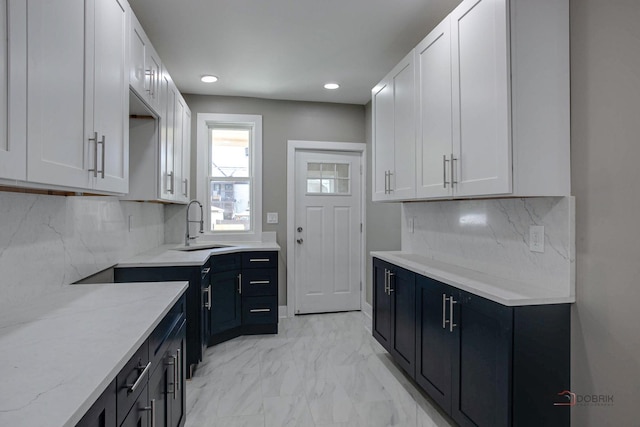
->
{"left": 145, "top": 69, "right": 152, "bottom": 94}
{"left": 88, "top": 132, "right": 98, "bottom": 178}
{"left": 201, "top": 267, "right": 210, "bottom": 275}
{"left": 388, "top": 171, "right": 394, "bottom": 193}
{"left": 451, "top": 154, "right": 458, "bottom": 187}
{"left": 183, "top": 178, "right": 188, "bottom": 197}
{"left": 249, "top": 258, "right": 270, "bottom": 262}
{"left": 442, "top": 294, "right": 449, "bottom": 329}
{"left": 249, "top": 280, "right": 270, "bottom": 285}
{"left": 142, "top": 398, "right": 156, "bottom": 427}
{"left": 384, "top": 269, "right": 389, "bottom": 295}
{"left": 202, "top": 286, "right": 210, "bottom": 309}
{"left": 449, "top": 296, "right": 458, "bottom": 332}
{"left": 384, "top": 171, "right": 388, "bottom": 194}
{"left": 166, "top": 356, "right": 177, "bottom": 398}
{"left": 250, "top": 308, "right": 271, "bottom": 313}
{"left": 99, "top": 135, "right": 105, "bottom": 179}
{"left": 127, "top": 361, "right": 151, "bottom": 393}
{"left": 443, "top": 155, "right": 450, "bottom": 188}
{"left": 238, "top": 273, "right": 242, "bottom": 294}
{"left": 207, "top": 284, "right": 212, "bottom": 309}
{"left": 167, "top": 172, "right": 174, "bottom": 194}
{"left": 176, "top": 349, "right": 181, "bottom": 392}
{"left": 388, "top": 271, "right": 395, "bottom": 293}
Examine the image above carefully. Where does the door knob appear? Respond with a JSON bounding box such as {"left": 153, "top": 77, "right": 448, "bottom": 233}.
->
{"left": 296, "top": 238, "right": 303, "bottom": 244}
{"left": 297, "top": 227, "right": 303, "bottom": 232}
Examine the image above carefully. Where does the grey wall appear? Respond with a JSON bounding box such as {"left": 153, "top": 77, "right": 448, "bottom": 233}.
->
{"left": 183, "top": 95, "right": 367, "bottom": 305}
{"left": 570, "top": 0, "right": 640, "bottom": 424}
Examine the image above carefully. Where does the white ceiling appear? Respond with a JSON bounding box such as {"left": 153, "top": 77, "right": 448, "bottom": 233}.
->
{"left": 128, "top": 0, "right": 461, "bottom": 105}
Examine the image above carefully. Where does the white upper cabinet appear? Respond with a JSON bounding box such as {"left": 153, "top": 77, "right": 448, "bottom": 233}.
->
{"left": 451, "top": 0, "right": 511, "bottom": 197}
{"left": 377, "top": 0, "right": 570, "bottom": 201}
{"left": 129, "top": 12, "right": 161, "bottom": 114}
{"left": 416, "top": 18, "right": 453, "bottom": 199}
{"left": 0, "top": 1, "right": 26, "bottom": 181}
{"left": 372, "top": 50, "right": 416, "bottom": 201}
{"left": 90, "top": 0, "right": 129, "bottom": 193}
{"left": 160, "top": 68, "right": 176, "bottom": 201}
{"left": 123, "top": 12, "right": 192, "bottom": 205}
{"left": 26, "top": 0, "right": 129, "bottom": 193}
{"left": 27, "top": 0, "right": 91, "bottom": 190}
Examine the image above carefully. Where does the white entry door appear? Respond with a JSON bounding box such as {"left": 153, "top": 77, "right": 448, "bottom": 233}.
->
{"left": 294, "top": 150, "right": 362, "bottom": 314}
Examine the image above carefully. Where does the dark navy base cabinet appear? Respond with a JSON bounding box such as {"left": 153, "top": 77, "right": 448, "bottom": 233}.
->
{"left": 209, "top": 251, "right": 279, "bottom": 345}
{"left": 115, "top": 264, "right": 208, "bottom": 378}
{"left": 373, "top": 259, "right": 416, "bottom": 377}
{"left": 373, "top": 257, "right": 570, "bottom": 427}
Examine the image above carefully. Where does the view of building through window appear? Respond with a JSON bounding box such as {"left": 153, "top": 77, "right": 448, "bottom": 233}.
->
{"left": 209, "top": 128, "right": 252, "bottom": 231}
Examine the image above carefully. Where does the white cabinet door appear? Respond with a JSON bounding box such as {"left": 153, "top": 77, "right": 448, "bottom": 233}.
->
{"left": 145, "top": 45, "right": 162, "bottom": 113}
{"left": 129, "top": 12, "right": 161, "bottom": 114}
{"left": 90, "top": 0, "right": 128, "bottom": 193}
{"left": 391, "top": 52, "right": 416, "bottom": 200}
{"left": 173, "top": 93, "right": 185, "bottom": 202}
{"left": 451, "top": 0, "right": 511, "bottom": 197}
{"left": 371, "top": 50, "right": 416, "bottom": 202}
{"left": 0, "top": 0, "right": 26, "bottom": 181}
{"left": 160, "top": 69, "right": 176, "bottom": 200}
{"left": 182, "top": 105, "right": 192, "bottom": 201}
{"left": 26, "top": 0, "right": 90, "bottom": 189}
{"left": 129, "top": 12, "right": 147, "bottom": 99}
{"left": 416, "top": 18, "right": 453, "bottom": 199}
{"left": 371, "top": 78, "right": 394, "bottom": 201}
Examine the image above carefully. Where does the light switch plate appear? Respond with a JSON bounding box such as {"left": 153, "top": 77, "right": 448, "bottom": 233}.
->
{"left": 529, "top": 225, "right": 545, "bottom": 253}
{"left": 267, "top": 212, "right": 279, "bottom": 224}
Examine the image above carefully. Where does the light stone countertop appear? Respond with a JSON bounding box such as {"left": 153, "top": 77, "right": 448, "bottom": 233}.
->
{"left": 371, "top": 251, "right": 575, "bottom": 306}
{"left": 0, "top": 281, "right": 188, "bottom": 427}
{"left": 116, "top": 241, "right": 281, "bottom": 268}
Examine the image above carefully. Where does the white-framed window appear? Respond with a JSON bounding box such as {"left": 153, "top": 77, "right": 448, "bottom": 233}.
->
{"left": 196, "top": 114, "right": 262, "bottom": 239}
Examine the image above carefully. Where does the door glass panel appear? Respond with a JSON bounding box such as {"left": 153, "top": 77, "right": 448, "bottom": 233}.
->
{"left": 306, "top": 162, "right": 350, "bottom": 194}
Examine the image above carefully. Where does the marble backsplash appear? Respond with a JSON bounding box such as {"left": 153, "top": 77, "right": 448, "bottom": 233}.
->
{"left": 0, "top": 193, "right": 164, "bottom": 312}
{"left": 401, "top": 197, "right": 575, "bottom": 292}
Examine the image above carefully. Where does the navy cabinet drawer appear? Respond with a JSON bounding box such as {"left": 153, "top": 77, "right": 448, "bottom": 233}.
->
{"left": 116, "top": 340, "right": 149, "bottom": 426}
{"left": 211, "top": 253, "right": 242, "bottom": 272}
{"left": 149, "top": 296, "right": 185, "bottom": 369}
{"left": 241, "top": 252, "right": 277, "bottom": 269}
{"left": 241, "top": 268, "right": 277, "bottom": 297}
{"left": 242, "top": 296, "right": 277, "bottom": 325}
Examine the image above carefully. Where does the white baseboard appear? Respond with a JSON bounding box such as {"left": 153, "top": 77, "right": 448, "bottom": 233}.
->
{"left": 363, "top": 302, "right": 373, "bottom": 333}
{"left": 278, "top": 305, "right": 288, "bottom": 318}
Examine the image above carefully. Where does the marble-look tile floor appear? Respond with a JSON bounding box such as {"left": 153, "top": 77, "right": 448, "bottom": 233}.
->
{"left": 185, "top": 311, "right": 456, "bottom": 427}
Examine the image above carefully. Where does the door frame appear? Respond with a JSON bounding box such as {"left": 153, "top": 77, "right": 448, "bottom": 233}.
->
{"left": 286, "top": 140, "right": 367, "bottom": 318}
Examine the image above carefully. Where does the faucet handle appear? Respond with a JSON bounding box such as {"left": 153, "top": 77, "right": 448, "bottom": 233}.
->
{"left": 189, "top": 235, "right": 200, "bottom": 241}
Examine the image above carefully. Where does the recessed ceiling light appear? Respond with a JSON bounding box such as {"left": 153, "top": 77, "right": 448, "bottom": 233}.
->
{"left": 201, "top": 75, "right": 218, "bottom": 83}
{"left": 324, "top": 83, "right": 340, "bottom": 90}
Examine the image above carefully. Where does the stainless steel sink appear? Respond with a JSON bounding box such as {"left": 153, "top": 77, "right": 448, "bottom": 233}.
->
{"left": 172, "top": 243, "right": 236, "bottom": 252}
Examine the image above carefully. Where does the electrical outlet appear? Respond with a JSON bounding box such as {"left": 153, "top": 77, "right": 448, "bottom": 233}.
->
{"left": 529, "top": 225, "right": 545, "bottom": 253}
{"left": 407, "top": 217, "right": 414, "bottom": 233}
{"left": 266, "top": 212, "right": 278, "bottom": 224}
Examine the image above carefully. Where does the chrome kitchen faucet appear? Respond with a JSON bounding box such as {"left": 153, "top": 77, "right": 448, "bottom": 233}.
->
{"left": 185, "top": 200, "right": 204, "bottom": 246}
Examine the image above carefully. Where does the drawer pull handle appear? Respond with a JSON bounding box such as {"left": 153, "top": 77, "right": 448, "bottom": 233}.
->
{"left": 127, "top": 361, "right": 151, "bottom": 393}
{"left": 201, "top": 267, "right": 210, "bottom": 275}
{"left": 249, "top": 280, "right": 270, "bottom": 285}
{"left": 249, "top": 258, "right": 270, "bottom": 262}
{"left": 250, "top": 308, "right": 271, "bottom": 313}
{"left": 142, "top": 398, "right": 156, "bottom": 427}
